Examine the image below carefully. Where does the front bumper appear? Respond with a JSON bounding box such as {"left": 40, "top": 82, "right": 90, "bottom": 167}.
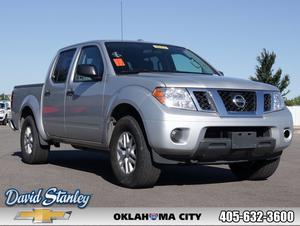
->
{"left": 192, "top": 137, "right": 278, "bottom": 162}
{"left": 144, "top": 107, "right": 293, "bottom": 162}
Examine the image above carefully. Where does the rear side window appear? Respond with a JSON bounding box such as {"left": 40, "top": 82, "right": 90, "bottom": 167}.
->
{"left": 52, "top": 49, "right": 76, "bottom": 83}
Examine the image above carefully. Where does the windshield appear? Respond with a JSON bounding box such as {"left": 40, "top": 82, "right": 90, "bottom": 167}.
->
{"left": 0, "top": 103, "right": 5, "bottom": 109}
{"left": 105, "top": 42, "right": 216, "bottom": 75}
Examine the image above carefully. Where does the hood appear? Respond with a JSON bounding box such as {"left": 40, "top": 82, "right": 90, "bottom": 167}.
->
{"left": 131, "top": 72, "right": 277, "bottom": 91}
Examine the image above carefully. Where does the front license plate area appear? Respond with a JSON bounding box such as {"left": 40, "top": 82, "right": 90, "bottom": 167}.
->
{"left": 230, "top": 131, "right": 257, "bottom": 149}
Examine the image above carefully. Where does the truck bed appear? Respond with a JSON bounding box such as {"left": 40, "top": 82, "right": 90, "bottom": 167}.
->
{"left": 11, "top": 83, "right": 44, "bottom": 130}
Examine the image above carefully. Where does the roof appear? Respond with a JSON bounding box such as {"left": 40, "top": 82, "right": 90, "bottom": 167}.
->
{"left": 60, "top": 40, "right": 181, "bottom": 51}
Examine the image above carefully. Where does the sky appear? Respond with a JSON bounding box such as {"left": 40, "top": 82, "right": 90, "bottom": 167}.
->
{"left": 0, "top": 0, "right": 299, "bottom": 98}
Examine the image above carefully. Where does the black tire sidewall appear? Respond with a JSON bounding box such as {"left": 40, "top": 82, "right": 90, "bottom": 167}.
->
{"left": 3, "top": 115, "right": 7, "bottom": 125}
{"left": 110, "top": 116, "right": 149, "bottom": 187}
{"left": 229, "top": 157, "right": 280, "bottom": 180}
{"left": 20, "top": 116, "right": 42, "bottom": 164}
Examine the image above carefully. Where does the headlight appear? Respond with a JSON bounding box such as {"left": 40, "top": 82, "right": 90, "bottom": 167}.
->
{"left": 152, "top": 87, "right": 196, "bottom": 111}
{"left": 0, "top": 110, "right": 4, "bottom": 114}
{"left": 272, "top": 92, "right": 285, "bottom": 111}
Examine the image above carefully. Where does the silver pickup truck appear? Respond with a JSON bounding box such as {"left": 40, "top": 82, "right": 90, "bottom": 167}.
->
{"left": 10, "top": 40, "right": 293, "bottom": 188}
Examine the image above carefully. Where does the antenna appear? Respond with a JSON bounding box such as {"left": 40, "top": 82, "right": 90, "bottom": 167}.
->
{"left": 120, "top": 0, "right": 124, "bottom": 40}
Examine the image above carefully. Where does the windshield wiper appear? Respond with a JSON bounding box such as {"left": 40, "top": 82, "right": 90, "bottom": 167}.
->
{"left": 118, "top": 69, "right": 214, "bottom": 76}
{"left": 160, "top": 70, "right": 214, "bottom": 75}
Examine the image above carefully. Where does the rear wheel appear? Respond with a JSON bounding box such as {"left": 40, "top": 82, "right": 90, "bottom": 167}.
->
{"left": 3, "top": 115, "right": 7, "bottom": 126}
{"left": 110, "top": 116, "right": 161, "bottom": 188}
{"left": 20, "top": 116, "right": 49, "bottom": 164}
{"left": 229, "top": 157, "right": 280, "bottom": 180}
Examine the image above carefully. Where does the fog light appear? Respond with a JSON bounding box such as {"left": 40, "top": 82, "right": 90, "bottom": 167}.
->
{"left": 170, "top": 129, "right": 183, "bottom": 143}
{"left": 284, "top": 130, "right": 290, "bottom": 138}
{"left": 283, "top": 128, "right": 292, "bottom": 141}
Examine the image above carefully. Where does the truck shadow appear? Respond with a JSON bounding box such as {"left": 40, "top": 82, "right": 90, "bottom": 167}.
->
{"left": 13, "top": 150, "right": 239, "bottom": 187}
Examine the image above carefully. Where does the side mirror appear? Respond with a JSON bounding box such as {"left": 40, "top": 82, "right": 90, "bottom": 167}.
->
{"left": 76, "top": 64, "right": 102, "bottom": 81}
{"left": 218, "top": 71, "right": 224, "bottom": 76}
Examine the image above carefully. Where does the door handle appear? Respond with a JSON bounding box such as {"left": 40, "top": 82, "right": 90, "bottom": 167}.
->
{"left": 66, "top": 89, "right": 74, "bottom": 96}
{"left": 44, "top": 89, "right": 51, "bottom": 96}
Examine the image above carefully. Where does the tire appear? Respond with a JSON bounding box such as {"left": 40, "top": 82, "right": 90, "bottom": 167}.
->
{"left": 110, "top": 116, "right": 161, "bottom": 188}
{"left": 229, "top": 157, "right": 280, "bottom": 180}
{"left": 3, "top": 115, "right": 7, "bottom": 126}
{"left": 20, "top": 116, "right": 50, "bottom": 164}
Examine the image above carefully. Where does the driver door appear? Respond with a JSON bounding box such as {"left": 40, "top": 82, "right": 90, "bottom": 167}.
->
{"left": 65, "top": 45, "right": 105, "bottom": 142}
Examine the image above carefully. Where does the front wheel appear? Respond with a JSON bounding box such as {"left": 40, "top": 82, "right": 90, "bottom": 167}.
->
{"left": 110, "top": 116, "right": 161, "bottom": 188}
{"left": 20, "top": 116, "right": 50, "bottom": 164}
{"left": 229, "top": 157, "right": 280, "bottom": 180}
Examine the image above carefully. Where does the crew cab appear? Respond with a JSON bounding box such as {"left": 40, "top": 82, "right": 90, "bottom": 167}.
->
{"left": 10, "top": 40, "right": 293, "bottom": 188}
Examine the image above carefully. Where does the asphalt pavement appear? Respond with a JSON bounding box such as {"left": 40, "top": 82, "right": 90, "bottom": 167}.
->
{"left": 0, "top": 125, "right": 299, "bottom": 207}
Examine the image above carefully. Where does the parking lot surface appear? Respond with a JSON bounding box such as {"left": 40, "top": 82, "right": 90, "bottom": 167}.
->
{"left": 0, "top": 126, "right": 299, "bottom": 207}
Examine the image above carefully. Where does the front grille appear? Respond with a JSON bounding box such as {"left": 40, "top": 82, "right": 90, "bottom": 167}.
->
{"left": 264, "top": 93, "right": 272, "bottom": 111}
{"left": 193, "top": 91, "right": 212, "bottom": 110}
{"left": 218, "top": 90, "right": 256, "bottom": 112}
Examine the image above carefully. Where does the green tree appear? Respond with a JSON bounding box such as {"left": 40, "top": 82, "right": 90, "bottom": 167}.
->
{"left": 285, "top": 96, "right": 300, "bottom": 106}
{"left": 0, "top": 93, "right": 9, "bottom": 101}
{"left": 250, "top": 49, "right": 290, "bottom": 96}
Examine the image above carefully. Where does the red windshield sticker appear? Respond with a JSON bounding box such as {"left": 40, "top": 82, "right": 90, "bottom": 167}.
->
{"left": 113, "top": 58, "right": 125, "bottom": 67}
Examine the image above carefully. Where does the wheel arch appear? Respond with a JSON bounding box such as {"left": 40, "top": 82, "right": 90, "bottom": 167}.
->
{"left": 20, "top": 106, "right": 34, "bottom": 121}
{"left": 19, "top": 95, "right": 48, "bottom": 142}
{"left": 107, "top": 103, "right": 150, "bottom": 148}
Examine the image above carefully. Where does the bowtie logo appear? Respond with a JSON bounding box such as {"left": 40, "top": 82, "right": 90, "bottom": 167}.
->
{"left": 15, "top": 209, "right": 72, "bottom": 223}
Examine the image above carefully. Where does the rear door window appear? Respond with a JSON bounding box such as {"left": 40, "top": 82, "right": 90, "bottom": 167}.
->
{"left": 52, "top": 49, "right": 76, "bottom": 83}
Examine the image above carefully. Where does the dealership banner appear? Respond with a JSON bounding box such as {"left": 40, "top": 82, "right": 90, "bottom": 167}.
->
{"left": 0, "top": 207, "right": 299, "bottom": 225}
